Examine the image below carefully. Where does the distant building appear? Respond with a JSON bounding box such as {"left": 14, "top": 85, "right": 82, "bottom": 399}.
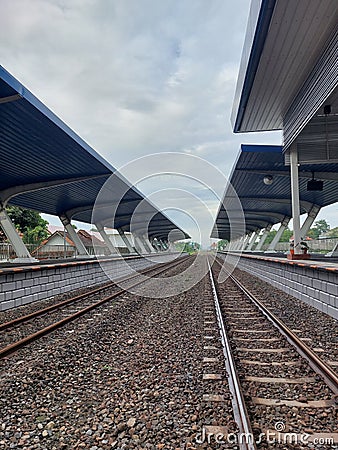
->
{"left": 34, "top": 227, "right": 135, "bottom": 258}
{"left": 33, "top": 229, "right": 108, "bottom": 259}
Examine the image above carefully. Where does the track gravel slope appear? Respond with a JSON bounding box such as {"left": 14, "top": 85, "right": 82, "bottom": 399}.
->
{"left": 0, "top": 256, "right": 232, "bottom": 449}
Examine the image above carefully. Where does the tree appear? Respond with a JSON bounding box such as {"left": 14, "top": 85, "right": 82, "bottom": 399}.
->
{"left": 308, "top": 219, "right": 330, "bottom": 239}
{"left": 175, "top": 240, "right": 200, "bottom": 254}
{"left": 217, "top": 239, "right": 228, "bottom": 251}
{"left": 327, "top": 226, "right": 338, "bottom": 238}
{"left": 5, "top": 206, "right": 49, "bottom": 245}
{"left": 280, "top": 228, "right": 293, "bottom": 242}
{"left": 265, "top": 227, "right": 293, "bottom": 244}
{"left": 265, "top": 230, "right": 277, "bottom": 245}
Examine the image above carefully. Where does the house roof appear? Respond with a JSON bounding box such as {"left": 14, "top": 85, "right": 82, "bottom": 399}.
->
{"left": 37, "top": 229, "right": 106, "bottom": 250}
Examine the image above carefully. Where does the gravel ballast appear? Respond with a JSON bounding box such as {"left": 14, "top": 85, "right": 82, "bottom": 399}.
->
{"left": 0, "top": 256, "right": 234, "bottom": 449}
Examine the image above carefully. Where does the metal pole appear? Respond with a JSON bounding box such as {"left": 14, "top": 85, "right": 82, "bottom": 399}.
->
{"left": 300, "top": 205, "right": 320, "bottom": 237}
{"left": 266, "top": 217, "right": 290, "bottom": 252}
{"left": 255, "top": 224, "right": 272, "bottom": 251}
{"left": 63, "top": 225, "right": 66, "bottom": 259}
{"left": 246, "top": 231, "right": 259, "bottom": 251}
{"left": 290, "top": 144, "right": 301, "bottom": 254}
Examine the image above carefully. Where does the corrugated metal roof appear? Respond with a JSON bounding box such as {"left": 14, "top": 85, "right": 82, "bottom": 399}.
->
{"left": 231, "top": 0, "right": 338, "bottom": 134}
{"left": 0, "top": 66, "right": 189, "bottom": 240}
{"left": 211, "top": 144, "right": 338, "bottom": 240}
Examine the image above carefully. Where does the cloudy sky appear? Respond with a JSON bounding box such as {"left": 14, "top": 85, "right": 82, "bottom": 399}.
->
{"left": 1, "top": 0, "right": 336, "bottom": 246}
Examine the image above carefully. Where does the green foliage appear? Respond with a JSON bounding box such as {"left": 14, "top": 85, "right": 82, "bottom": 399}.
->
{"left": 265, "top": 227, "right": 293, "bottom": 244}
{"left": 217, "top": 239, "right": 228, "bottom": 251}
{"left": 326, "top": 226, "right": 338, "bottom": 238}
{"left": 308, "top": 219, "right": 330, "bottom": 239}
{"left": 6, "top": 206, "right": 49, "bottom": 245}
{"left": 175, "top": 240, "right": 200, "bottom": 254}
{"left": 280, "top": 228, "right": 293, "bottom": 242}
{"left": 264, "top": 230, "right": 276, "bottom": 245}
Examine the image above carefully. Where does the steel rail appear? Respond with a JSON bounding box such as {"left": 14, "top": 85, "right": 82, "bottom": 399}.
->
{"left": 0, "top": 255, "right": 190, "bottom": 359}
{"left": 207, "top": 259, "right": 257, "bottom": 450}
{"left": 0, "top": 255, "right": 189, "bottom": 331}
{"left": 214, "top": 257, "right": 338, "bottom": 396}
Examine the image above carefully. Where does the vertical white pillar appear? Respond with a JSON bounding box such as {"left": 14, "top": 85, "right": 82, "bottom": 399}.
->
{"left": 96, "top": 223, "right": 117, "bottom": 255}
{"left": 159, "top": 239, "right": 168, "bottom": 250}
{"left": 59, "top": 215, "right": 89, "bottom": 257}
{"left": 141, "top": 234, "right": 154, "bottom": 253}
{"left": 266, "top": 217, "right": 290, "bottom": 252}
{"left": 134, "top": 235, "right": 147, "bottom": 254}
{"left": 235, "top": 236, "right": 244, "bottom": 251}
{"left": 143, "top": 235, "right": 155, "bottom": 253}
{"left": 300, "top": 205, "right": 320, "bottom": 238}
{"left": 241, "top": 234, "right": 252, "bottom": 251}
{"left": 246, "top": 230, "right": 260, "bottom": 251}
{"left": 290, "top": 144, "right": 301, "bottom": 254}
{"left": 0, "top": 207, "right": 38, "bottom": 262}
{"left": 117, "top": 229, "right": 134, "bottom": 253}
{"left": 152, "top": 239, "right": 162, "bottom": 252}
{"left": 255, "top": 224, "right": 272, "bottom": 251}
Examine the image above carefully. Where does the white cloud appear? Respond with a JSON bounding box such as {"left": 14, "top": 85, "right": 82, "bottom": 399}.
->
{"left": 2, "top": 1, "right": 334, "bottom": 243}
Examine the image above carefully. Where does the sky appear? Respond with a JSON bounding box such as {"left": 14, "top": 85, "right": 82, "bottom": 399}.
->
{"left": 1, "top": 0, "right": 336, "bottom": 247}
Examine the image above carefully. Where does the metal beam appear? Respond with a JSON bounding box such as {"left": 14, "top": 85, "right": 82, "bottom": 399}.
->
{"left": 255, "top": 224, "right": 272, "bottom": 251}
{"left": 246, "top": 230, "right": 260, "bottom": 251}
{"left": 95, "top": 223, "right": 118, "bottom": 255}
{"left": 266, "top": 216, "right": 291, "bottom": 252}
{"left": 289, "top": 144, "right": 302, "bottom": 254}
{"left": 59, "top": 215, "right": 89, "bottom": 257}
{"left": 0, "top": 206, "right": 38, "bottom": 262}
{"left": 300, "top": 204, "right": 321, "bottom": 238}
{"left": 236, "top": 168, "right": 338, "bottom": 181}
{"left": 1, "top": 174, "right": 110, "bottom": 205}
{"left": 117, "top": 229, "right": 134, "bottom": 253}
{"left": 0, "top": 94, "right": 21, "bottom": 104}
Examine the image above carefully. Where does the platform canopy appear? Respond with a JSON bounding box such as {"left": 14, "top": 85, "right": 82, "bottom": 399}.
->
{"left": 211, "top": 145, "right": 338, "bottom": 240}
{"left": 0, "top": 66, "right": 188, "bottom": 241}
{"left": 231, "top": 0, "right": 338, "bottom": 157}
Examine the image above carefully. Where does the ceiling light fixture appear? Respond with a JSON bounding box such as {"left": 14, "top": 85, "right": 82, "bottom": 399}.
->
{"left": 263, "top": 175, "right": 273, "bottom": 185}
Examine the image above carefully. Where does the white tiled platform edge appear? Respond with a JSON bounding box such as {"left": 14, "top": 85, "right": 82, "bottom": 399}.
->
{"left": 218, "top": 253, "right": 338, "bottom": 321}
{"left": 0, "top": 253, "right": 180, "bottom": 311}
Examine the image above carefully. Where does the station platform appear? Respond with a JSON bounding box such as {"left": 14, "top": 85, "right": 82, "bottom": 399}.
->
{"left": 0, "top": 253, "right": 179, "bottom": 311}
{"left": 218, "top": 252, "right": 338, "bottom": 320}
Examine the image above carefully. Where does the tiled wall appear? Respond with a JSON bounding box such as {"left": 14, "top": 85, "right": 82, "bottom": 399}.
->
{"left": 219, "top": 253, "right": 338, "bottom": 320}
{"left": 0, "top": 254, "right": 178, "bottom": 311}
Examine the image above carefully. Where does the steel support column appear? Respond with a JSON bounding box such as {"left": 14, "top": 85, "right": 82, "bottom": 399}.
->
{"left": 159, "top": 239, "right": 168, "bottom": 250}
{"left": 255, "top": 224, "right": 272, "bottom": 251}
{"left": 0, "top": 207, "right": 38, "bottom": 262}
{"left": 241, "top": 234, "right": 252, "bottom": 251}
{"left": 134, "top": 235, "right": 148, "bottom": 254}
{"left": 290, "top": 144, "right": 302, "bottom": 254}
{"left": 246, "top": 231, "right": 260, "bottom": 251}
{"left": 266, "top": 217, "right": 291, "bottom": 252}
{"left": 143, "top": 235, "right": 155, "bottom": 253}
{"left": 117, "top": 229, "right": 135, "bottom": 253}
{"left": 300, "top": 205, "right": 321, "bottom": 238}
{"left": 59, "top": 215, "right": 89, "bottom": 257}
{"left": 96, "top": 223, "right": 118, "bottom": 255}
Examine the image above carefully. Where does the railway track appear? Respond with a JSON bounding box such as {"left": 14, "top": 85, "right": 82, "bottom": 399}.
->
{"left": 206, "top": 256, "right": 338, "bottom": 448}
{"left": 0, "top": 255, "right": 189, "bottom": 359}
